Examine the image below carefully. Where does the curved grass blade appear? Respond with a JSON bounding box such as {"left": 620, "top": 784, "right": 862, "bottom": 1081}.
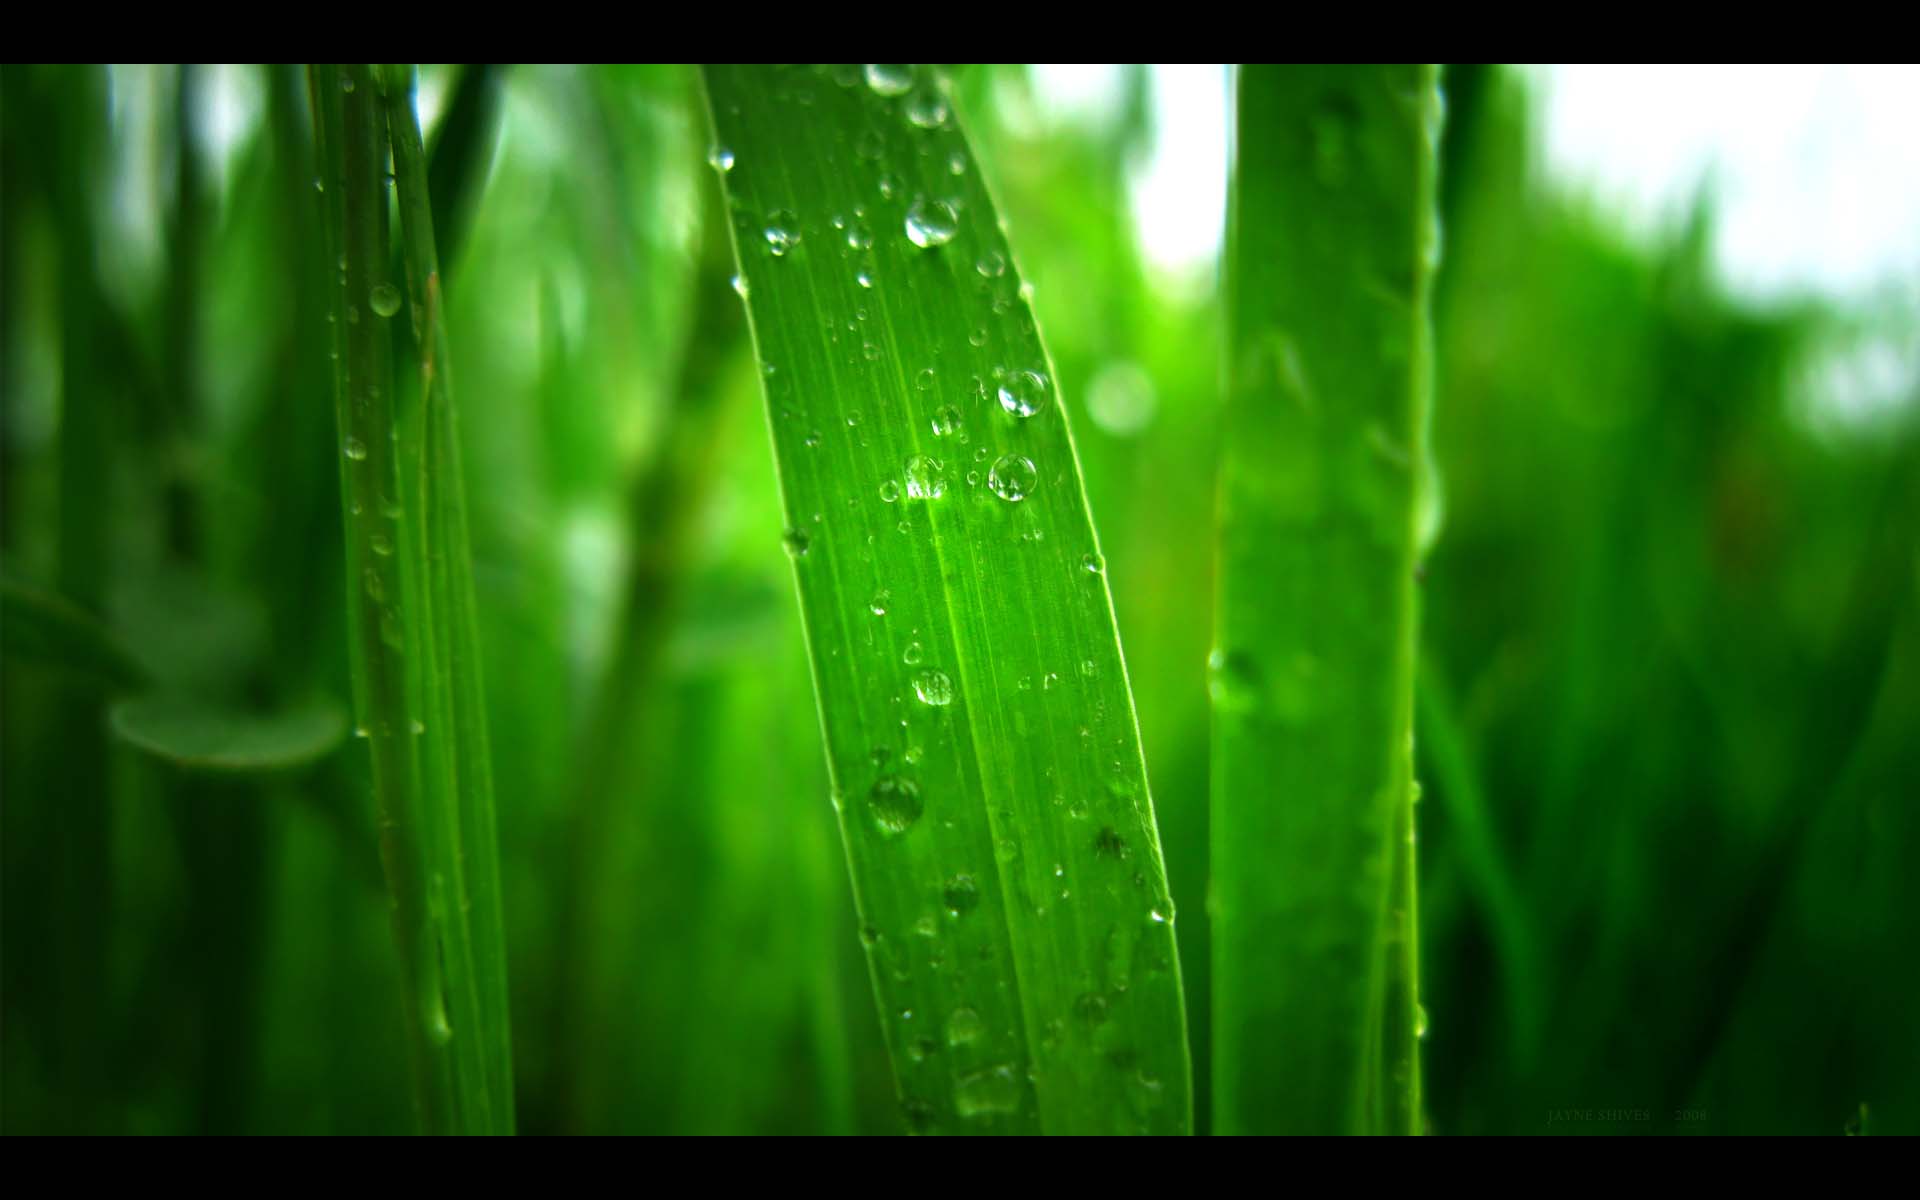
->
{"left": 309, "top": 63, "right": 515, "bottom": 1135}
{"left": 109, "top": 695, "right": 347, "bottom": 773}
{"left": 702, "top": 64, "right": 1190, "bottom": 1135}
{"left": 1213, "top": 64, "right": 1442, "bottom": 1135}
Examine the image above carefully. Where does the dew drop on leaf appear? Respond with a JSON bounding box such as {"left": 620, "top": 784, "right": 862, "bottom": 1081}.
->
{"left": 863, "top": 64, "right": 913, "bottom": 97}
{"left": 904, "top": 454, "right": 945, "bottom": 500}
{"left": 369, "top": 283, "right": 402, "bottom": 318}
{"left": 869, "top": 774, "right": 923, "bottom": 834}
{"left": 764, "top": 210, "right": 800, "bottom": 257}
{"left": 905, "top": 197, "right": 958, "bottom": 248}
{"left": 997, "top": 369, "right": 1050, "bottom": 418}
{"left": 988, "top": 454, "right": 1037, "bottom": 502}
{"left": 913, "top": 668, "right": 954, "bottom": 706}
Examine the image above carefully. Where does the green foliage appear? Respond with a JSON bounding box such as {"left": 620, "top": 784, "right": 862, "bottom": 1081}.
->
{"left": 702, "top": 64, "right": 1189, "bottom": 1135}
{"left": 1213, "top": 64, "right": 1439, "bottom": 1134}
{"left": 2, "top": 62, "right": 1915, "bottom": 1137}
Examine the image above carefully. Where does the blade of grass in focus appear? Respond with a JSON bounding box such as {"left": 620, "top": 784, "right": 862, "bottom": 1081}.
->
{"left": 702, "top": 63, "right": 1190, "bottom": 1135}
{"left": 1212, "top": 63, "right": 1441, "bottom": 1135}
{"left": 309, "top": 63, "right": 515, "bottom": 1135}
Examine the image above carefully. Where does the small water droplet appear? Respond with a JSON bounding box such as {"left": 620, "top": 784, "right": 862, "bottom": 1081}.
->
{"left": 370, "top": 533, "right": 393, "bottom": 557}
{"left": 731, "top": 273, "right": 750, "bottom": 299}
{"left": 879, "top": 479, "right": 901, "bottom": 503}
{"left": 1415, "top": 1003, "right": 1430, "bottom": 1039}
{"left": 987, "top": 454, "right": 1036, "bottom": 502}
{"left": 976, "top": 250, "right": 1006, "bottom": 277}
{"left": 782, "top": 529, "right": 810, "bottom": 558}
{"left": 913, "top": 668, "right": 955, "bottom": 707}
{"left": 369, "top": 283, "right": 401, "bottom": 318}
{"left": 905, "top": 197, "right": 958, "bottom": 248}
{"left": 903, "top": 641, "right": 925, "bottom": 666}
{"left": 870, "top": 589, "right": 890, "bottom": 616}
{"left": 1082, "top": 552, "right": 1105, "bottom": 575}
{"left": 931, "top": 405, "right": 963, "bottom": 436}
{"left": 343, "top": 436, "right": 368, "bottom": 461}
{"left": 707, "top": 143, "right": 735, "bottom": 173}
{"left": 864, "top": 64, "right": 913, "bottom": 97}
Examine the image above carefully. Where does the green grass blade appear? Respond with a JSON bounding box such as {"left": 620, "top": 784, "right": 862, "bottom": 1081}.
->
{"left": 110, "top": 695, "right": 347, "bottom": 772}
{"left": 309, "top": 63, "right": 515, "bottom": 1135}
{"left": 701, "top": 64, "right": 1190, "bottom": 1135}
{"left": 1213, "top": 63, "right": 1441, "bottom": 1135}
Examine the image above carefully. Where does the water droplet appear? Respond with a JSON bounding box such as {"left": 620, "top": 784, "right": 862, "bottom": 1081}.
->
{"left": 954, "top": 1065, "right": 1021, "bottom": 1118}
{"left": 997, "top": 369, "right": 1050, "bottom": 418}
{"left": 864, "top": 64, "right": 913, "bottom": 97}
{"left": 913, "top": 669, "right": 954, "bottom": 707}
{"left": 904, "top": 455, "right": 945, "bottom": 500}
{"left": 1148, "top": 905, "right": 1170, "bottom": 925}
{"left": 707, "top": 143, "right": 735, "bottom": 173}
{"left": 903, "top": 641, "right": 924, "bottom": 666}
{"left": 764, "top": 210, "right": 800, "bottom": 257}
{"left": 905, "top": 197, "right": 958, "bottom": 248}
{"left": 869, "top": 774, "right": 923, "bottom": 834}
{"left": 976, "top": 250, "right": 1006, "bottom": 277}
{"left": 370, "top": 283, "right": 402, "bottom": 318}
{"left": 846, "top": 216, "right": 874, "bottom": 250}
{"left": 869, "top": 589, "right": 890, "bottom": 616}
{"left": 731, "top": 273, "right": 750, "bottom": 299}
{"left": 343, "top": 436, "right": 368, "bottom": 461}
{"left": 945, "top": 1006, "right": 984, "bottom": 1047}
{"left": 879, "top": 479, "right": 901, "bottom": 503}
{"left": 916, "top": 367, "right": 936, "bottom": 391}
{"left": 1415, "top": 1003, "right": 1430, "bottom": 1039}
{"left": 1082, "top": 552, "right": 1105, "bottom": 575}
{"left": 856, "top": 270, "right": 874, "bottom": 289}
{"left": 931, "top": 405, "right": 963, "bottom": 436}
{"left": 906, "top": 85, "right": 950, "bottom": 129}
{"left": 370, "top": 533, "right": 393, "bottom": 557}
{"left": 987, "top": 454, "right": 1037, "bottom": 502}
{"left": 1094, "top": 827, "right": 1130, "bottom": 859}
{"left": 944, "top": 874, "right": 979, "bottom": 914}
{"left": 782, "top": 529, "right": 810, "bottom": 558}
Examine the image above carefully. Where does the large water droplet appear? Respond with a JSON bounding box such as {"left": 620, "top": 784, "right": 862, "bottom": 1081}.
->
{"left": 370, "top": 283, "right": 402, "bottom": 318}
{"left": 905, "top": 197, "right": 958, "bottom": 249}
{"left": 913, "top": 668, "right": 954, "bottom": 706}
{"left": 904, "top": 454, "right": 945, "bottom": 500}
{"left": 944, "top": 874, "right": 979, "bottom": 914}
{"left": 869, "top": 774, "right": 923, "bottom": 834}
{"left": 987, "top": 454, "right": 1037, "bottom": 502}
{"left": 945, "top": 1006, "right": 984, "bottom": 1047}
{"left": 996, "top": 369, "right": 1050, "bottom": 418}
{"left": 954, "top": 1065, "right": 1021, "bottom": 1118}
{"left": 864, "top": 64, "right": 913, "bottom": 97}
{"left": 906, "top": 85, "right": 950, "bottom": 129}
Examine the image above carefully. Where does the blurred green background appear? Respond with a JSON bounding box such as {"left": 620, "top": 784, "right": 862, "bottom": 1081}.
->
{"left": 2, "top": 64, "right": 1915, "bottom": 1135}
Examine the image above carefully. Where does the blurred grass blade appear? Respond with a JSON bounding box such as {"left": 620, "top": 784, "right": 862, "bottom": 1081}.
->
{"left": 1213, "top": 64, "right": 1441, "bottom": 1135}
{"left": 1, "top": 573, "right": 148, "bottom": 691}
{"left": 703, "top": 64, "right": 1190, "bottom": 1135}
{"left": 309, "top": 63, "right": 515, "bottom": 1135}
{"left": 110, "top": 695, "right": 347, "bottom": 772}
